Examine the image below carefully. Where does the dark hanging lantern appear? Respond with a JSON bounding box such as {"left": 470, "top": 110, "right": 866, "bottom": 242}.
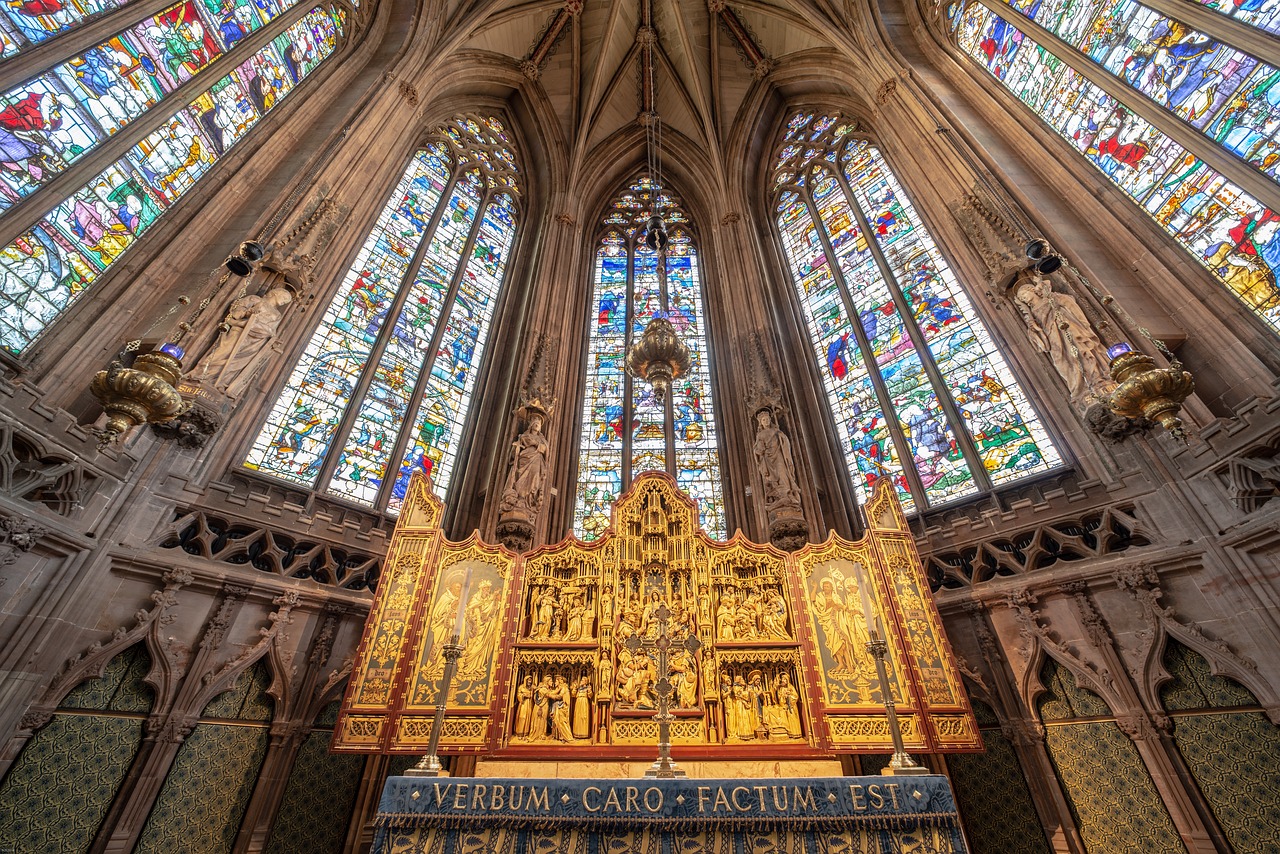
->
{"left": 644, "top": 214, "right": 669, "bottom": 252}
{"left": 225, "top": 240, "right": 266, "bottom": 277}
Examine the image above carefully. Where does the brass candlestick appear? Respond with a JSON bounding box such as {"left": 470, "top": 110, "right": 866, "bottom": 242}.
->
{"left": 404, "top": 637, "right": 464, "bottom": 777}
{"left": 866, "top": 635, "right": 929, "bottom": 776}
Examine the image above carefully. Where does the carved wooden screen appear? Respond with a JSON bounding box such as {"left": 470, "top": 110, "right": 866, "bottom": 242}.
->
{"left": 334, "top": 472, "right": 980, "bottom": 756}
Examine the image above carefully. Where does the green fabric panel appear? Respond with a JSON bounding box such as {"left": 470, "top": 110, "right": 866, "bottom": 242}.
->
{"left": 1173, "top": 712, "right": 1280, "bottom": 852}
{"left": 314, "top": 699, "right": 342, "bottom": 727}
{"left": 1160, "top": 641, "right": 1256, "bottom": 711}
{"left": 969, "top": 697, "right": 999, "bottom": 729}
{"left": 0, "top": 714, "right": 145, "bottom": 854}
{"left": 59, "top": 644, "right": 153, "bottom": 712}
{"left": 1043, "top": 721, "right": 1185, "bottom": 854}
{"left": 1037, "top": 659, "right": 1110, "bottom": 721}
{"left": 948, "top": 731, "right": 1049, "bottom": 854}
{"left": 264, "top": 730, "right": 365, "bottom": 854}
{"left": 134, "top": 723, "right": 270, "bottom": 854}
{"left": 203, "top": 661, "right": 275, "bottom": 721}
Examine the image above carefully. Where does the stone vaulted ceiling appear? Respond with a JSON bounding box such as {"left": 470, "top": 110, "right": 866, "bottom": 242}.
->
{"left": 460, "top": 0, "right": 842, "bottom": 177}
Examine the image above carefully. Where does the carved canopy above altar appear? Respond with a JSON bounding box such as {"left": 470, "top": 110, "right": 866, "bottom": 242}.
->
{"left": 333, "top": 472, "right": 980, "bottom": 756}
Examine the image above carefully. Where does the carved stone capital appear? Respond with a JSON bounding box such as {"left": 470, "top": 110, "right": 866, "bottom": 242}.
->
{"left": 874, "top": 78, "right": 897, "bottom": 105}
{"left": 147, "top": 715, "right": 197, "bottom": 743}
{"left": 752, "top": 57, "right": 774, "bottom": 81}
{"left": 0, "top": 514, "right": 48, "bottom": 566}
{"left": 1114, "top": 712, "right": 1163, "bottom": 742}
{"left": 519, "top": 59, "right": 540, "bottom": 81}
{"left": 19, "top": 709, "right": 53, "bottom": 731}
{"left": 635, "top": 26, "right": 657, "bottom": 49}
{"left": 706, "top": 0, "right": 727, "bottom": 12}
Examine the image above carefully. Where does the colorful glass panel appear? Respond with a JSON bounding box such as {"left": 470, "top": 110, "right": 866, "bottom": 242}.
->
{"left": 773, "top": 111, "right": 1060, "bottom": 511}
{"left": 0, "top": 0, "right": 127, "bottom": 57}
{"left": 387, "top": 191, "right": 517, "bottom": 512}
{"left": 246, "top": 116, "right": 520, "bottom": 510}
{"left": 955, "top": 3, "right": 1280, "bottom": 336}
{"left": 0, "top": 5, "right": 341, "bottom": 355}
{"left": 245, "top": 147, "right": 453, "bottom": 486}
{"left": 997, "top": 0, "right": 1280, "bottom": 183}
{"left": 0, "top": 0, "right": 306, "bottom": 206}
{"left": 572, "top": 177, "right": 725, "bottom": 540}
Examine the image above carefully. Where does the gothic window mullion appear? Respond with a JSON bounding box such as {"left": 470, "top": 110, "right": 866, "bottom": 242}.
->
{"left": 799, "top": 186, "right": 932, "bottom": 507}
{"left": 312, "top": 168, "right": 461, "bottom": 497}
{"left": 658, "top": 245, "right": 677, "bottom": 477}
{"left": 369, "top": 182, "right": 493, "bottom": 511}
{"left": 621, "top": 235, "right": 637, "bottom": 493}
{"left": 831, "top": 157, "right": 994, "bottom": 494}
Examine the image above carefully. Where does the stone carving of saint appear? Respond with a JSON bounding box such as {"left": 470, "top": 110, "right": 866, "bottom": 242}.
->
{"left": 599, "top": 586, "right": 614, "bottom": 629}
{"left": 197, "top": 285, "right": 294, "bottom": 397}
{"left": 572, "top": 676, "right": 593, "bottom": 739}
{"left": 1012, "top": 273, "right": 1116, "bottom": 409}
{"left": 597, "top": 654, "right": 614, "bottom": 699}
{"left": 499, "top": 413, "right": 548, "bottom": 520}
{"left": 514, "top": 675, "right": 535, "bottom": 737}
{"left": 565, "top": 596, "right": 585, "bottom": 641}
{"left": 752, "top": 408, "right": 803, "bottom": 515}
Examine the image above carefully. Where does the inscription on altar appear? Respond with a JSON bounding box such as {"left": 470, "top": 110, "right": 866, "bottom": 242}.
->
{"left": 335, "top": 471, "right": 979, "bottom": 755}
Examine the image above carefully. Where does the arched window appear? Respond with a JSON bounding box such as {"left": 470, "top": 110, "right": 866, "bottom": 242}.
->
{"left": 0, "top": 2, "right": 346, "bottom": 355}
{"left": 949, "top": 0, "right": 1280, "bottom": 336}
{"left": 245, "top": 114, "right": 520, "bottom": 513}
{"left": 573, "top": 176, "right": 725, "bottom": 540}
{"left": 772, "top": 111, "right": 1060, "bottom": 512}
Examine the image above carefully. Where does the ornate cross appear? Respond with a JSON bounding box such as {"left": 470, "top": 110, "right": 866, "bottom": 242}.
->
{"left": 624, "top": 601, "right": 701, "bottom": 778}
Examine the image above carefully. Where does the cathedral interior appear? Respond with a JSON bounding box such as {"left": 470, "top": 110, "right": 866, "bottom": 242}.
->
{"left": 1, "top": 0, "right": 1280, "bottom": 850}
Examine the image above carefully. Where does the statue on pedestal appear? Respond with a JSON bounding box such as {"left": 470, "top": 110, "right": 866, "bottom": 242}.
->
{"left": 496, "top": 335, "right": 558, "bottom": 552}
{"left": 1010, "top": 272, "right": 1116, "bottom": 411}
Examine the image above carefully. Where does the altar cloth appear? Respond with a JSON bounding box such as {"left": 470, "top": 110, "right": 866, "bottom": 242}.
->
{"left": 371, "top": 774, "right": 969, "bottom": 853}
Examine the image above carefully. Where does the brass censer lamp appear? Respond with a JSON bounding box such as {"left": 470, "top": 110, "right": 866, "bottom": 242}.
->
{"left": 90, "top": 344, "right": 187, "bottom": 447}
{"left": 626, "top": 316, "right": 690, "bottom": 404}
{"left": 1106, "top": 342, "right": 1195, "bottom": 441}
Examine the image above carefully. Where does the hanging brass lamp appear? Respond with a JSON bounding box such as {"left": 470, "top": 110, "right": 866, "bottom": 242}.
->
{"left": 89, "top": 345, "right": 187, "bottom": 447}
{"left": 626, "top": 317, "right": 691, "bottom": 404}
{"left": 1105, "top": 343, "right": 1195, "bottom": 441}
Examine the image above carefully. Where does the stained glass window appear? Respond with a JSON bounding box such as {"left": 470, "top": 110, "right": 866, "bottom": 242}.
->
{"left": 0, "top": 4, "right": 342, "bottom": 355}
{"left": 0, "top": 0, "right": 306, "bottom": 209}
{"left": 773, "top": 112, "right": 1061, "bottom": 512}
{"left": 244, "top": 115, "right": 520, "bottom": 512}
{"left": 573, "top": 176, "right": 725, "bottom": 540}
{"left": 950, "top": 1, "right": 1280, "bottom": 337}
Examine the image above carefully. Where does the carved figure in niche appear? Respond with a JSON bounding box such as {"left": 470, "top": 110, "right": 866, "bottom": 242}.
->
{"left": 634, "top": 665, "right": 657, "bottom": 710}
{"left": 599, "top": 586, "right": 614, "bottom": 629}
{"left": 621, "top": 594, "right": 643, "bottom": 637}
{"left": 532, "top": 587, "right": 557, "bottom": 639}
{"left": 196, "top": 284, "right": 295, "bottom": 397}
{"left": 532, "top": 674, "right": 552, "bottom": 737}
{"left": 499, "top": 412, "right": 549, "bottom": 520}
{"left": 762, "top": 589, "right": 789, "bottom": 639}
{"left": 565, "top": 596, "right": 585, "bottom": 641}
{"left": 701, "top": 655, "right": 718, "bottom": 699}
{"left": 747, "top": 670, "right": 768, "bottom": 735}
{"left": 1011, "top": 272, "right": 1116, "bottom": 409}
{"left": 671, "top": 647, "right": 698, "bottom": 708}
{"left": 615, "top": 651, "right": 638, "bottom": 705}
{"left": 573, "top": 675, "right": 593, "bottom": 738}
{"left": 458, "top": 579, "right": 501, "bottom": 679}
{"left": 514, "top": 675, "right": 535, "bottom": 737}
{"left": 717, "top": 593, "right": 737, "bottom": 641}
{"left": 737, "top": 591, "right": 762, "bottom": 639}
{"left": 752, "top": 408, "right": 803, "bottom": 515}
{"left": 698, "top": 585, "right": 711, "bottom": 627}
{"left": 597, "top": 654, "right": 614, "bottom": 699}
{"left": 641, "top": 591, "right": 665, "bottom": 638}
{"left": 423, "top": 572, "right": 464, "bottom": 674}
{"left": 550, "top": 675, "right": 574, "bottom": 741}
{"left": 732, "top": 676, "right": 756, "bottom": 738}
{"left": 581, "top": 601, "right": 596, "bottom": 640}
{"left": 774, "top": 672, "right": 802, "bottom": 737}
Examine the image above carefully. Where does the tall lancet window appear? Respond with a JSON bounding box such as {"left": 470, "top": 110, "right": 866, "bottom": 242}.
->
{"left": 245, "top": 114, "right": 520, "bottom": 512}
{"left": 573, "top": 176, "right": 725, "bottom": 540}
{"left": 949, "top": 0, "right": 1280, "bottom": 336}
{"left": 0, "top": 2, "right": 346, "bottom": 354}
{"left": 772, "top": 112, "right": 1060, "bottom": 512}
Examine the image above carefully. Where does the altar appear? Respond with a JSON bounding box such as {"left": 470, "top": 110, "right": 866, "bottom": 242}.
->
{"left": 371, "top": 774, "right": 969, "bottom": 853}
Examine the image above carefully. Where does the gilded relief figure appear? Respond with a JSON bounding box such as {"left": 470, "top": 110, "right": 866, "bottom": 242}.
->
{"left": 762, "top": 589, "right": 789, "bottom": 639}
{"left": 532, "top": 675, "right": 552, "bottom": 738}
{"left": 597, "top": 653, "right": 614, "bottom": 699}
{"left": 774, "top": 672, "right": 802, "bottom": 738}
{"left": 697, "top": 585, "right": 711, "bottom": 627}
{"left": 531, "top": 587, "right": 557, "bottom": 639}
{"left": 550, "top": 675, "right": 574, "bottom": 741}
{"left": 599, "top": 586, "right": 615, "bottom": 629}
{"left": 514, "top": 675, "right": 535, "bottom": 737}
{"left": 573, "top": 676, "right": 593, "bottom": 739}
{"left": 717, "top": 593, "right": 737, "bottom": 641}
{"left": 732, "top": 676, "right": 756, "bottom": 738}
{"left": 811, "top": 575, "right": 865, "bottom": 677}
{"left": 746, "top": 671, "right": 768, "bottom": 736}
{"left": 701, "top": 654, "right": 718, "bottom": 699}
{"left": 565, "top": 596, "right": 585, "bottom": 641}
{"left": 422, "top": 572, "right": 465, "bottom": 675}
{"left": 671, "top": 647, "right": 698, "bottom": 708}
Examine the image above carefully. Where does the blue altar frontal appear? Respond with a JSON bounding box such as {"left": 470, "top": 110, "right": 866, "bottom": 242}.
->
{"left": 372, "top": 774, "right": 970, "bottom": 853}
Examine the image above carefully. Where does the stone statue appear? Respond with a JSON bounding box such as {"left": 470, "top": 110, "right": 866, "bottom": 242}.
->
{"left": 498, "top": 412, "right": 549, "bottom": 520}
{"left": 752, "top": 408, "right": 803, "bottom": 515}
{"left": 1012, "top": 273, "right": 1116, "bottom": 409}
{"left": 197, "top": 285, "right": 294, "bottom": 397}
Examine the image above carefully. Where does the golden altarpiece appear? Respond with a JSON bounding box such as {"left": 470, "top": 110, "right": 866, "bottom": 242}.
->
{"left": 334, "top": 471, "right": 979, "bottom": 758}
